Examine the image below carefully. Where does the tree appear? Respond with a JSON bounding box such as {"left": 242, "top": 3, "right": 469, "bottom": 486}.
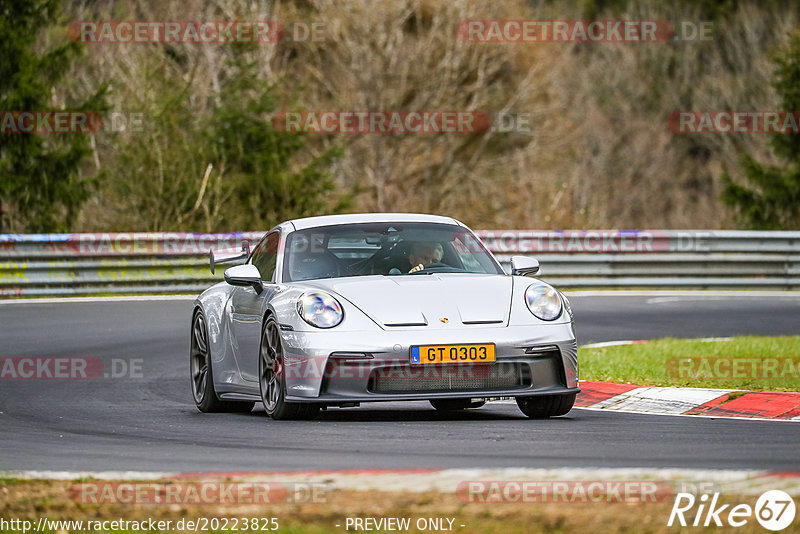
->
{"left": 100, "top": 42, "right": 346, "bottom": 232}
{"left": 207, "top": 51, "right": 348, "bottom": 231}
{"left": 721, "top": 31, "right": 800, "bottom": 229}
{"left": 0, "top": 0, "right": 107, "bottom": 232}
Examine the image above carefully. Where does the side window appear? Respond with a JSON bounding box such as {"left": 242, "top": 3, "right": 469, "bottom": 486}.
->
{"left": 251, "top": 232, "right": 279, "bottom": 282}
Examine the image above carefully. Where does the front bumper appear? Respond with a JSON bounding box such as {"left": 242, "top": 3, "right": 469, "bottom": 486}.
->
{"left": 280, "top": 322, "right": 578, "bottom": 403}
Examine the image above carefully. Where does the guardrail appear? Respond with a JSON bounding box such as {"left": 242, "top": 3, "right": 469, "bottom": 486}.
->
{"left": 0, "top": 230, "right": 798, "bottom": 296}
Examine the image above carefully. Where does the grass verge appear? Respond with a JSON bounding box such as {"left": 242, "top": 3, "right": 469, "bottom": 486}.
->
{"left": 1, "top": 479, "right": 795, "bottom": 534}
{"left": 580, "top": 336, "right": 800, "bottom": 391}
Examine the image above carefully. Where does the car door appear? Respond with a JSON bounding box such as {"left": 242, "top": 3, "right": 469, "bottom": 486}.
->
{"left": 230, "top": 231, "right": 281, "bottom": 383}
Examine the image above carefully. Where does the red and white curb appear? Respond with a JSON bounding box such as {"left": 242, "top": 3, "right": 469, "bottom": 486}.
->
{"left": 575, "top": 381, "right": 800, "bottom": 421}
{"left": 577, "top": 338, "right": 800, "bottom": 421}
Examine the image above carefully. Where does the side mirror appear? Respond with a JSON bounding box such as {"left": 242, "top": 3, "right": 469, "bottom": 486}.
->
{"left": 224, "top": 264, "right": 264, "bottom": 293}
{"left": 511, "top": 256, "right": 540, "bottom": 277}
{"left": 210, "top": 240, "right": 251, "bottom": 274}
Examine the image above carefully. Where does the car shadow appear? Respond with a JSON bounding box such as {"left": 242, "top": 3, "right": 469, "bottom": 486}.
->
{"left": 235, "top": 402, "right": 581, "bottom": 423}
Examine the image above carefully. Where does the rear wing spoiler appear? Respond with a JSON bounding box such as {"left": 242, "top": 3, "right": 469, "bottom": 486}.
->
{"left": 209, "top": 240, "right": 251, "bottom": 274}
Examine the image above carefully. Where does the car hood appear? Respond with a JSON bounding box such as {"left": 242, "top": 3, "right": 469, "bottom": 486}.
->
{"left": 303, "top": 274, "right": 512, "bottom": 328}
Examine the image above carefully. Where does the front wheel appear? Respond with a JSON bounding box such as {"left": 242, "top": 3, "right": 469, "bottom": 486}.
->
{"left": 190, "top": 310, "right": 254, "bottom": 413}
{"left": 259, "top": 317, "right": 319, "bottom": 420}
{"left": 516, "top": 394, "right": 575, "bottom": 418}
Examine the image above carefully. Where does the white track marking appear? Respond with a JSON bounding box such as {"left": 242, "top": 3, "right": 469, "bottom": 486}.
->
{"left": 566, "top": 290, "right": 800, "bottom": 298}
{"left": 581, "top": 337, "right": 732, "bottom": 348}
{"left": 581, "top": 340, "right": 640, "bottom": 348}
{"left": 588, "top": 387, "right": 737, "bottom": 414}
{"left": 1, "top": 470, "right": 174, "bottom": 480}
{"left": 573, "top": 406, "right": 800, "bottom": 423}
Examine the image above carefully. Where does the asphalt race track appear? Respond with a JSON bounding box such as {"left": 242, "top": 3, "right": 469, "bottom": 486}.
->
{"left": 1, "top": 293, "right": 798, "bottom": 473}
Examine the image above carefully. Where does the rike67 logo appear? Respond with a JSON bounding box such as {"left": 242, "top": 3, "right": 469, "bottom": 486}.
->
{"left": 668, "top": 490, "right": 796, "bottom": 531}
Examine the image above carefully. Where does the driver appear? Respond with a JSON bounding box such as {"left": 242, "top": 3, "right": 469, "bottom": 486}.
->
{"left": 407, "top": 242, "right": 444, "bottom": 273}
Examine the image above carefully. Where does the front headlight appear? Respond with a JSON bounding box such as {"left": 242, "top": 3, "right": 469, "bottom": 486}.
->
{"left": 524, "top": 283, "right": 562, "bottom": 321}
{"left": 297, "top": 291, "right": 343, "bottom": 328}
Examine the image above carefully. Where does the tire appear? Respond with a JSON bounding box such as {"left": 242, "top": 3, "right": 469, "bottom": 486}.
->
{"left": 191, "top": 310, "right": 254, "bottom": 413}
{"left": 430, "top": 398, "right": 486, "bottom": 411}
{"left": 516, "top": 393, "right": 575, "bottom": 418}
{"left": 259, "top": 317, "right": 320, "bottom": 420}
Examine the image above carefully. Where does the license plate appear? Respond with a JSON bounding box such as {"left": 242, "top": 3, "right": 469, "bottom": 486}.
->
{"left": 410, "top": 344, "right": 496, "bottom": 365}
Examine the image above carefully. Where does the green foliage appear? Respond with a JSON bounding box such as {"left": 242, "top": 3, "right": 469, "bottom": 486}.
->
{"left": 103, "top": 46, "right": 347, "bottom": 232}
{"left": 206, "top": 53, "right": 347, "bottom": 230}
{"left": 0, "top": 0, "right": 107, "bottom": 232}
{"left": 103, "top": 53, "right": 217, "bottom": 231}
{"left": 770, "top": 30, "right": 800, "bottom": 162}
{"left": 8, "top": 0, "right": 799, "bottom": 232}
{"left": 721, "top": 31, "right": 800, "bottom": 229}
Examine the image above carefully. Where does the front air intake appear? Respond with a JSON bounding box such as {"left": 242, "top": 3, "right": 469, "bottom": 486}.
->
{"left": 368, "top": 362, "right": 530, "bottom": 393}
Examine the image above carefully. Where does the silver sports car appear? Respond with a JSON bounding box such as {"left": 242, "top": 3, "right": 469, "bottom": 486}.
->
{"left": 190, "top": 213, "right": 579, "bottom": 419}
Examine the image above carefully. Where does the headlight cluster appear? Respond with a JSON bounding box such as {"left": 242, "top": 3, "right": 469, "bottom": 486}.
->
{"left": 524, "top": 283, "right": 562, "bottom": 321}
{"left": 561, "top": 292, "right": 573, "bottom": 318}
{"left": 297, "top": 291, "right": 343, "bottom": 328}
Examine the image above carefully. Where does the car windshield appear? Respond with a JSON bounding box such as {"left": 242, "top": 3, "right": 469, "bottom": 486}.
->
{"left": 282, "top": 222, "right": 503, "bottom": 282}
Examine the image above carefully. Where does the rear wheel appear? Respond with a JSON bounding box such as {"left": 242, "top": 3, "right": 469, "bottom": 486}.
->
{"left": 259, "top": 317, "right": 320, "bottom": 420}
{"left": 191, "top": 310, "right": 254, "bottom": 413}
{"left": 516, "top": 394, "right": 575, "bottom": 418}
{"left": 430, "top": 398, "right": 486, "bottom": 411}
